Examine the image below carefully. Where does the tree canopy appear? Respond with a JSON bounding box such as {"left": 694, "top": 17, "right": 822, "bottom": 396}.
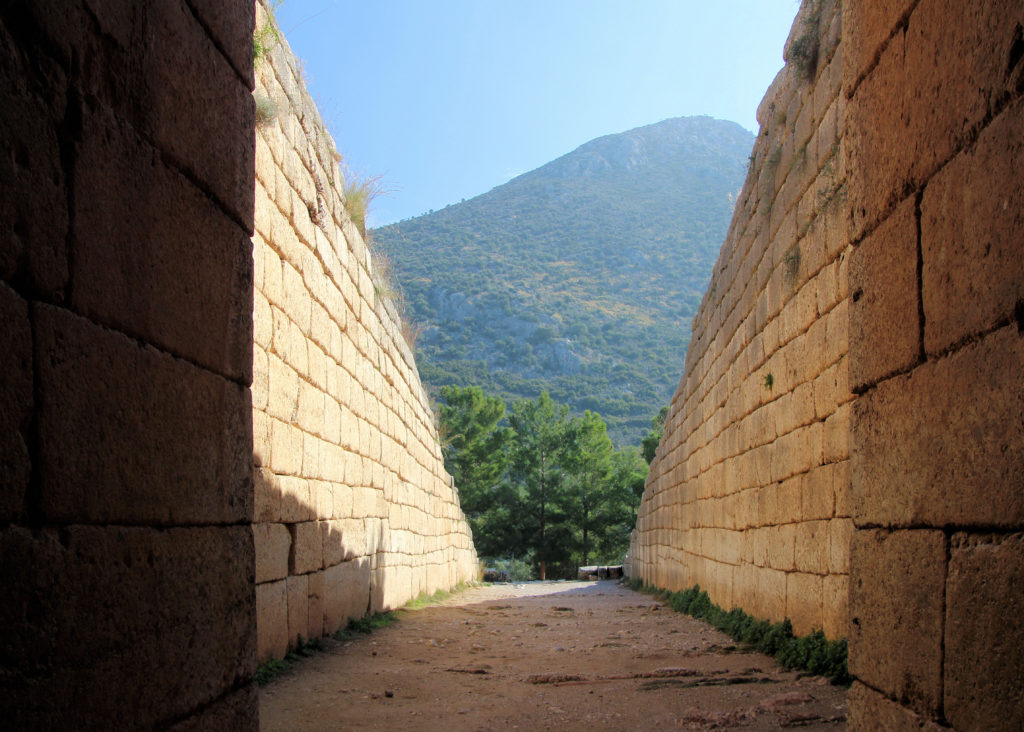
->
{"left": 439, "top": 388, "right": 648, "bottom": 579}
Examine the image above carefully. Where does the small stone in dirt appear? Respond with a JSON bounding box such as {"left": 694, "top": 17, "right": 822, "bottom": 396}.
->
{"left": 384, "top": 690, "right": 394, "bottom": 698}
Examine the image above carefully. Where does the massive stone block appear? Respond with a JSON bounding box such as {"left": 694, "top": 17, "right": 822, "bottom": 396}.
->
{"left": 944, "top": 533, "right": 1024, "bottom": 731}
{"left": 846, "top": 0, "right": 1024, "bottom": 238}
{"left": 849, "top": 529, "right": 945, "bottom": 716}
{"left": 848, "top": 195, "right": 920, "bottom": 389}
{"left": 256, "top": 579, "right": 288, "bottom": 662}
{"left": 847, "top": 682, "right": 943, "bottom": 732}
{"left": 254, "top": 522, "right": 291, "bottom": 583}
{"left": 71, "top": 108, "right": 253, "bottom": 382}
{"left": 842, "top": 1, "right": 917, "bottom": 93}
{"left": 852, "top": 325, "right": 1024, "bottom": 528}
{"left": 35, "top": 304, "right": 252, "bottom": 525}
{"left": 921, "top": 97, "right": 1024, "bottom": 355}
{"left": 0, "top": 525, "right": 255, "bottom": 729}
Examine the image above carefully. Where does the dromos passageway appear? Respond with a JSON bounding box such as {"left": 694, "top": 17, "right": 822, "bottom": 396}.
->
{"left": 260, "top": 580, "right": 847, "bottom": 731}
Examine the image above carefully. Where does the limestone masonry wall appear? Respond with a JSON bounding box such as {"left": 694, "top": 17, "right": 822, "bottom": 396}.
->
{"left": 0, "top": 1, "right": 258, "bottom": 727}
{"left": 250, "top": 2, "right": 478, "bottom": 662}
{"left": 844, "top": 2, "right": 1024, "bottom": 728}
{"left": 630, "top": 0, "right": 852, "bottom": 640}
{"left": 633, "top": 0, "right": 1024, "bottom": 729}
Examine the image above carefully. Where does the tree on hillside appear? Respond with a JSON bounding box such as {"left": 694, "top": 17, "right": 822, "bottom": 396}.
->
{"left": 641, "top": 405, "right": 669, "bottom": 464}
{"left": 507, "top": 392, "right": 573, "bottom": 580}
{"left": 437, "top": 385, "right": 512, "bottom": 556}
{"left": 563, "top": 410, "right": 614, "bottom": 567}
{"left": 599, "top": 447, "right": 648, "bottom": 557}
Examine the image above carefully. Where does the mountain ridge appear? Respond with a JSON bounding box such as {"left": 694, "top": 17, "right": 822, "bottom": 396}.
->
{"left": 373, "top": 115, "right": 754, "bottom": 445}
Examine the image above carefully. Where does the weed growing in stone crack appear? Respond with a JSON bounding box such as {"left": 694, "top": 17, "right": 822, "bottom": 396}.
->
{"left": 253, "top": 93, "right": 280, "bottom": 128}
{"left": 785, "top": 0, "right": 822, "bottom": 82}
{"left": 253, "top": 1, "right": 283, "bottom": 67}
{"left": 630, "top": 582, "right": 850, "bottom": 685}
{"left": 783, "top": 245, "right": 802, "bottom": 283}
{"left": 343, "top": 170, "right": 386, "bottom": 238}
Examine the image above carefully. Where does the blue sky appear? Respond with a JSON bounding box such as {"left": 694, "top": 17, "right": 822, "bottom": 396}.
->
{"left": 273, "top": 1, "right": 801, "bottom": 226}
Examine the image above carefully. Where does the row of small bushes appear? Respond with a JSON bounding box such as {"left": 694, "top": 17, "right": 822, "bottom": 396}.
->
{"left": 629, "top": 579, "right": 850, "bottom": 685}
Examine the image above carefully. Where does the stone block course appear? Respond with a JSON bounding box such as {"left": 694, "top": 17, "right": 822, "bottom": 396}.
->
{"left": 252, "top": 23, "right": 478, "bottom": 662}
{"left": 0, "top": 3, "right": 259, "bottom": 726}
{"left": 631, "top": 0, "right": 854, "bottom": 644}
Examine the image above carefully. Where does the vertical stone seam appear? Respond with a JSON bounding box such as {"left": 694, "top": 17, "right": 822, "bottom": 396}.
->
{"left": 938, "top": 529, "right": 951, "bottom": 726}
{"left": 914, "top": 190, "right": 926, "bottom": 365}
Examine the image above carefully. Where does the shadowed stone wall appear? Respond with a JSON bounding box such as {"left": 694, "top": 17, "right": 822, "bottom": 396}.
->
{"left": 250, "top": 2, "right": 478, "bottom": 663}
{"left": 0, "top": 1, "right": 258, "bottom": 728}
{"left": 630, "top": 0, "right": 852, "bottom": 640}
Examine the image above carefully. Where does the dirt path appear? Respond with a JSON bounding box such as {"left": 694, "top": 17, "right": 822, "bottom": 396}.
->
{"left": 259, "top": 580, "right": 847, "bottom": 730}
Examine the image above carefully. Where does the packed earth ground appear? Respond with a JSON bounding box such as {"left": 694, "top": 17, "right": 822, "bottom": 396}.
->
{"left": 260, "top": 580, "right": 847, "bottom": 730}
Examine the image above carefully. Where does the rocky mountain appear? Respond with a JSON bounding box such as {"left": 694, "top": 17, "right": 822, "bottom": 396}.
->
{"left": 372, "top": 116, "right": 754, "bottom": 445}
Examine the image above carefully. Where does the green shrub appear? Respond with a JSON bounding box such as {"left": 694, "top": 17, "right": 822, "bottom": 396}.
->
{"left": 254, "top": 635, "right": 327, "bottom": 686}
{"left": 335, "top": 611, "right": 398, "bottom": 639}
{"left": 490, "top": 556, "right": 536, "bottom": 582}
{"left": 631, "top": 582, "right": 849, "bottom": 684}
{"left": 254, "top": 658, "right": 288, "bottom": 686}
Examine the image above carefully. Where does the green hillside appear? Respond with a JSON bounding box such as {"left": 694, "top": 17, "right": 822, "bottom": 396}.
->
{"left": 372, "top": 116, "right": 753, "bottom": 446}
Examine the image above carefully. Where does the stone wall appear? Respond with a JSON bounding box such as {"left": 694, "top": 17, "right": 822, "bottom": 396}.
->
{"left": 251, "top": 2, "right": 478, "bottom": 663}
{"left": 630, "top": 0, "right": 852, "bottom": 639}
{"left": 0, "top": 1, "right": 258, "bottom": 728}
{"left": 844, "top": 1, "right": 1024, "bottom": 728}
{"left": 632, "top": 0, "right": 1024, "bottom": 728}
